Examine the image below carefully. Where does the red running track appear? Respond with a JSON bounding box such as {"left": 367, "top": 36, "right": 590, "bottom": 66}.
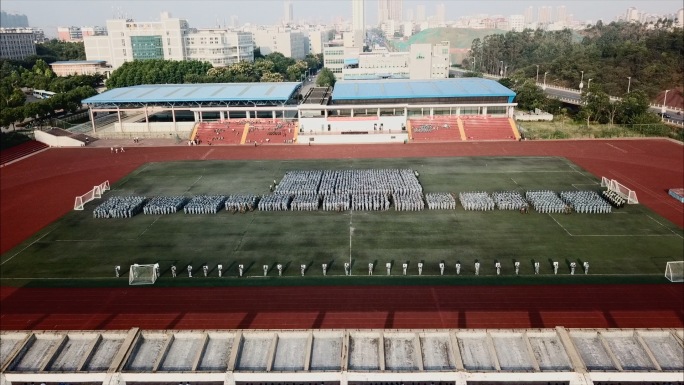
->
{"left": 0, "top": 284, "right": 682, "bottom": 330}
{"left": 1, "top": 139, "right": 683, "bottom": 330}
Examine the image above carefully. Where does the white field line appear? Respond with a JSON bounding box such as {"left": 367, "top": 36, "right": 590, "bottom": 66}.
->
{"left": 1, "top": 228, "right": 55, "bottom": 266}
{"left": 138, "top": 216, "right": 160, "bottom": 238}
{"left": 548, "top": 214, "right": 681, "bottom": 237}
{"left": 606, "top": 143, "right": 628, "bottom": 153}
{"left": 184, "top": 175, "right": 203, "bottom": 193}
{"left": 647, "top": 215, "right": 684, "bottom": 240}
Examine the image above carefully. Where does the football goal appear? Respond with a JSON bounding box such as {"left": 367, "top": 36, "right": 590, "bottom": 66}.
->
{"left": 74, "top": 180, "right": 110, "bottom": 210}
{"left": 601, "top": 176, "right": 639, "bottom": 204}
{"left": 129, "top": 263, "right": 160, "bottom": 285}
{"left": 664, "top": 261, "right": 683, "bottom": 283}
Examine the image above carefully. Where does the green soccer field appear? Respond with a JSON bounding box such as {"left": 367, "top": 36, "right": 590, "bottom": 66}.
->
{"left": 1, "top": 156, "right": 682, "bottom": 286}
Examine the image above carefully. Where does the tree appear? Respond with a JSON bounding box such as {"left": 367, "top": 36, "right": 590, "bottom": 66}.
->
{"left": 617, "top": 90, "right": 650, "bottom": 124}
{"left": 260, "top": 72, "right": 284, "bottom": 82}
{"left": 579, "top": 88, "right": 610, "bottom": 127}
{"left": 512, "top": 80, "right": 548, "bottom": 111}
{"left": 316, "top": 68, "right": 336, "bottom": 87}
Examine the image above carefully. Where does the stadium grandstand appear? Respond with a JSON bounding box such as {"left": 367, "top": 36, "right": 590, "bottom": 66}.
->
{"left": 2, "top": 328, "right": 682, "bottom": 384}
{"left": 78, "top": 78, "right": 519, "bottom": 144}
{"left": 80, "top": 82, "right": 303, "bottom": 140}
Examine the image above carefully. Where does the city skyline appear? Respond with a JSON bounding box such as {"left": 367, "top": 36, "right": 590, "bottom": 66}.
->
{"left": 1, "top": 0, "right": 682, "bottom": 35}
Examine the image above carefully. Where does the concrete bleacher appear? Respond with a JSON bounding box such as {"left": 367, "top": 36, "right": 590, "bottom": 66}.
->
{"left": 192, "top": 120, "right": 246, "bottom": 145}
{"left": 410, "top": 116, "right": 463, "bottom": 142}
{"left": 461, "top": 116, "right": 518, "bottom": 141}
{"left": 0, "top": 140, "right": 48, "bottom": 166}
{"left": 244, "top": 119, "right": 297, "bottom": 145}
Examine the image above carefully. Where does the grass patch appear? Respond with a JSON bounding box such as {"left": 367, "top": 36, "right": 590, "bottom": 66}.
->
{"left": 1, "top": 156, "right": 681, "bottom": 287}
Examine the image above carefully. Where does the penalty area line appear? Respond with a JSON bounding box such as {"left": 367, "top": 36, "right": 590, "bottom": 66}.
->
{"left": 1, "top": 228, "right": 55, "bottom": 266}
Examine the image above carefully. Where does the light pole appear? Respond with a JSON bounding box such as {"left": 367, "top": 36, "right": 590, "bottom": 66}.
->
{"left": 499, "top": 60, "right": 504, "bottom": 76}
{"left": 504, "top": 65, "right": 508, "bottom": 78}
{"left": 587, "top": 78, "right": 593, "bottom": 91}
{"left": 535, "top": 65, "right": 540, "bottom": 83}
{"left": 662, "top": 89, "right": 670, "bottom": 121}
{"left": 543, "top": 71, "right": 549, "bottom": 90}
{"left": 579, "top": 70, "right": 584, "bottom": 92}
{"left": 627, "top": 76, "right": 631, "bottom": 93}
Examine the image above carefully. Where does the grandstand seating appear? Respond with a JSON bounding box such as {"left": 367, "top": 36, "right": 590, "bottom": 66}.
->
{"left": 192, "top": 120, "right": 246, "bottom": 145}
{"left": 0, "top": 140, "right": 49, "bottom": 166}
{"left": 461, "top": 116, "right": 518, "bottom": 141}
{"left": 244, "top": 119, "right": 297, "bottom": 145}
{"left": 409, "top": 116, "right": 463, "bottom": 142}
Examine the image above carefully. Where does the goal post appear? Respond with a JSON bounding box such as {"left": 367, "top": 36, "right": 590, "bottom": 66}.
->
{"left": 74, "top": 188, "right": 96, "bottom": 210}
{"left": 664, "top": 261, "right": 683, "bottom": 283}
{"left": 129, "top": 263, "right": 160, "bottom": 285}
{"left": 600, "top": 176, "right": 639, "bottom": 204}
{"left": 73, "top": 180, "right": 110, "bottom": 210}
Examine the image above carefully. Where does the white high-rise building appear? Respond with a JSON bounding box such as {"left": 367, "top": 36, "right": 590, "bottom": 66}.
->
{"left": 556, "top": 5, "right": 567, "bottom": 24}
{"left": 352, "top": 0, "right": 365, "bottom": 36}
{"left": 538, "top": 6, "right": 552, "bottom": 24}
{"left": 626, "top": 7, "right": 640, "bottom": 22}
{"left": 253, "top": 28, "right": 307, "bottom": 59}
{"left": 509, "top": 15, "right": 525, "bottom": 32}
{"left": 436, "top": 3, "right": 446, "bottom": 24}
{"left": 677, "top": 8, "right": 684, "bottom": 27}
{"left": 524, "top": 6, "right": 534, "bottom": 23}
{"left": 416, "top": 4, "right": 426, "bottom": 22}
{"left": 284, "top": 0, "right": 293, "bottom": 24}
{"left": 378, "top": 0, "right": 403, "bottom": 24}
{"left": 84, "top": 12, "right": 254, "bottom": 70}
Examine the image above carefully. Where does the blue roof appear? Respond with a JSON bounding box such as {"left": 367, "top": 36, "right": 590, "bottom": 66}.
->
{"left": 83, "top": 83, "right": 302, "bottom": 104}
{"left": 331, "top": 78, "right": 516, "bottom": 101}
{"left": 50, "top": 60, "right": 107, "bottom": 65}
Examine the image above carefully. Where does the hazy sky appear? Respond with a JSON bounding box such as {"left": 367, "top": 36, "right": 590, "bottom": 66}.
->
{"left": 2, "top": 0, "right": 682, "bottom": 36}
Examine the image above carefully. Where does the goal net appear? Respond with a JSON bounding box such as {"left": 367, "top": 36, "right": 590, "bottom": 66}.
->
{"left": 129, "top": 263, "right": 160, "bottom": 285}
{"left": 664, "top": 261, "right": 683, "bottom": 283}
{"left": 74, "top": 180, "right": 110, "bottom": 210}
{"left": 601, "top": 176, "right": 639, "bottom": 204}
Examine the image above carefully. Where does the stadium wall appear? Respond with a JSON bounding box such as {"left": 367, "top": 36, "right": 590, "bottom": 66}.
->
{"left": 299, "top": 132, "right": 408, "bottom": 144}
{"left": 33, "top": 130, "right": 85, "bottom": 147}
{"left": 299, "top": 116, "right": 406, "bottom": 133}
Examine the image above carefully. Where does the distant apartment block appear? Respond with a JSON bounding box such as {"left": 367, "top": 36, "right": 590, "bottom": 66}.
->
{"left": 84, "top": 12, "right": 253, "bottom": 69}
{"left": 49, "top": 60, "right": 112, "bottom": 77}
{"left": 252, "top": 28, "right": 307, "bottom": 59}
{"left": 325, "top": 40, "right": 450, "bottom": 80}
{"left": 57, "top": 26, "right": 107, "bottom": 42}
{"left": 0, "top": 28, "right": 36, "bottom": 60}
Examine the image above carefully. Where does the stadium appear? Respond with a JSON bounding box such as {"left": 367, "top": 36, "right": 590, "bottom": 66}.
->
{"left": 1, "top": 77, "right": 683, "bottom": 385}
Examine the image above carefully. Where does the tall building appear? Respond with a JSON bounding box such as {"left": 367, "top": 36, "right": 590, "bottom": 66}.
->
{"left": 378, "top": 0, "right": 403, "bottom": 24}
{"left": 556, "top": 5, "right": 567, "bottom": 24}
{"left": 436, "top": 3, "right": 446, "bottom": 24}
{"left": 0, "top": 28, "right": 36, "bottom": 60}
{"left": 524, "top": 6, "right": 534, "bottom": 23}
{"left": 626, "top": 7, "right": 640, "bottom": 22}
{"left": 284, "top": 0, "right": 293, "bottom": 24}
{"left": 538, "top": 6, "right": 552, "bottom": 24}
{"left": 416, "top": 4, "right": 426, "bottom": 22}
{"left": 84, "top": 12, "right": 254, "bottom": 69}
{"left": 405, "top": 9, "right": 414, "bottom": 22}
{"left": 352, "top": 0, "right": 365, "bottom": 36}
{"left": 0, "top": 11, "right": 29, "bottom": 28}
{"left": 509, "top": 15, "right": 525, "bottom": 31}
{"left": 678, "top": 8, "right": 684, "bottom": 27}
{"left": 57, "top": 26, "right": 106, "bottom": 42}
{"left": 253, "top": 28, "right": 307, "bottom": 59}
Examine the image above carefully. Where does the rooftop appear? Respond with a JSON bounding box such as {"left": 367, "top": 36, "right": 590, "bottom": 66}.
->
{"left": 2, "top": 328, "right": 682, "bottom": 383}
{"left": 332, "top": 78, "right": 516, "bottom": 101}
{"left": 82, "top": 82, "right": 302, "bottom": 105}
{"left": 50, "top": 60, "right": 107, "bottom": 65}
